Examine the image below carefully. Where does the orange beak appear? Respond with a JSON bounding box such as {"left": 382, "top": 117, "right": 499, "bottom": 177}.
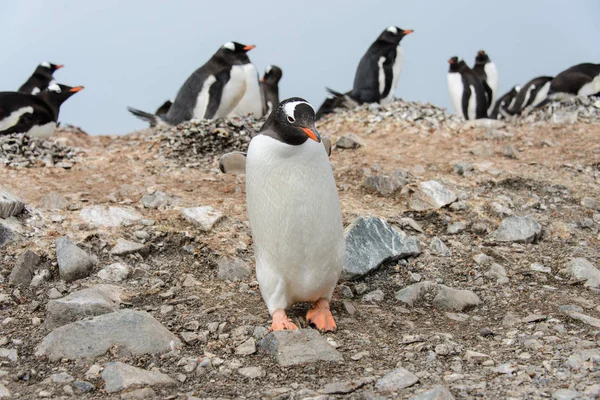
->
{"left": 448, "top": 59, "right": 454, "bottom": 64}
{"left": 243, "top": 45, "right": 255, "bottom": 51}
{"left": 69, "top": 86, "right": 84, "bottom": 92}
{"left": 478, "top": 50, "right": 485, "bottom": 55}
{"left": 403, "top": 29, "right": 414, "bottom": 35}
{"left": 56, "top": 64, "right": 64, "bottom": 69}
{"left": 301, "top": 127, "right": 321, "bottom": 143}
{"left": 260, "top": 77, "right": 265, "bottom": 83}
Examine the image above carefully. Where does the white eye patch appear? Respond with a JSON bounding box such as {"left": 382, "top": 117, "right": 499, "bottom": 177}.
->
{"left": 386, "top": 26, "right": 398, "bottom": 34}
{"left": 283, "top": 101, "right": 313, "bottom": 120}
{"left": 223, "top": 41, "right": 235, "bottom": 51}
{"left": 40, "top": 61, "right": 51, "bottom": 68}
{"left": 48, "top": 83, "right": 61, "bottom": 93}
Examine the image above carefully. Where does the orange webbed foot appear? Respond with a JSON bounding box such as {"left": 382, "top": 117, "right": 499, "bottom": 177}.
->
{"left": 270, "top": 309, "right": 298, "bottom": 332}
{"left": 306, "top": 299, "right": 336, "bottom": 333}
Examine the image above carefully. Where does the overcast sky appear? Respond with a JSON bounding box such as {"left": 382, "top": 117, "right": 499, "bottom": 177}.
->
{"left": 1, "top": 1, "right": 598, "bottom": 135}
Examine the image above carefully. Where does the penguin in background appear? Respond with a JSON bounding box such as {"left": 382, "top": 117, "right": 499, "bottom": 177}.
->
{"left": 472, "top": 50, "right": 498, "bottom": 114}
{"left": 489, "top": 85, "right": 520, "bottom": 119}
{"left": 228, "top": 54, "right": 264, "bottom": 118}
{"left": 507, "top": 76, "right": 553, "bottom": 114}
{"left": 220, "top": 97, "right": 344, "bottom": 332}
{"left": 18, "top": 62, "right": 63, "bottom": 95}
{"left": 260, "top": 65, "right": 282, "bottom": 116}
{"left": 0, "top": 83, "right": 83, "bottom": 137}
{"left": 128, "top": 41, "right": 255, "bottom": 127}
{"left": 447, "top": 57, "right": 487, "bottom": 120}
{"left": 547, "top": 63, "right": 600, "bottom": 99}
{"left": 350, "top": 26, "right": 414, "bottom": 105}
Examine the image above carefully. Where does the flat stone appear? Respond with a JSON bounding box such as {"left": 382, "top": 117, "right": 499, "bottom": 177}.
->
{"left": 375, "top": 367, "right": 419, "bottom": 393}
{"left": 119, "top": 184, "right": 144, "bottom": 200}
{"left": 395, "top": 281, "right": 437, "bottom": 307}
{"left": 141, "top": 191, "right": 172, "bottom": 209}
{"left": 46, "top": 284, "right": 123, "bottom": 328}
{"left": 51, "top": 372, "right": 74, "bottom": 383}
{"left": 490, "top": 216, "right": 542, "bottom": 243}
{"left": 101, "top": 361, "right": 175, "bottom": 393}
{"left": 551, "top": 389, "right": 580, "bottom": 400}
{"left": 217, "top": 257, "right": 251, "bottom": 282}
{"left": 484, "top": 263, "right": 509, "bottom": 284}
{"left": 464, "top": 350, "right": 491, "bottom": 364}
{"left": 182, "top": 206, "right": 224, "bottom": 232}
{"left": 55, "top": 237, "right": 96, "bottom": 282}
{"left": 559, "top": 304, "right": 583, "bottom": 313}
{"left": 120, "top": 388, "right": 156, "bottom": 399}
{"left": 408, "top": 385, "right": 455, "bottom": 400}
{"left": 445, "top": 312, "right": 469, "bottom": 322}
{"left": 80, "top": 206, "right": 143, "bottom": 228}
{"left": 0, "top": 383, "right": 10, "bottom": 399}
{"left": 321, "top": 377, "right": 376, "bottom": 394}
{"left": 463, "top": 119, "right": 505, "bottom": 129}
{"left": 363, "top": 170, "right": 409, "bottom": 197}
{"left": 0, "top": 186, "right": 24, "bottom": 218}
{"left": 0, "top": 348, "right": 17, "bottom": 362}
{"left": 259, "top": 329, "right": 343, "bottom": 366}
{"left": 343, "top": 216, "right": 420, "bottom": 279}
{"left": 98, "top": 263, "right": 130, "bottom": 282}
{"left": 566, "top": 258, "right": 600, "bottom": 288}
{"left": 564, "top": 311, "right": 600, "bottom": 328}
{"left": 0, "top": 218, "right": 23, "bottom": 248}
{"left": 238, "top": 366, "right": 265, "bottom": 379}
{"left": 446, "top": 222, "right": 466, "bottom": 235}
{"left": 531, "top": 263, "right": 551, "bottom": 273}
{"left": 336, "top": 134, "right": 363, "bottom": 149}
{"left": 522, "top": 314, "right": 547, "bottom": 323}
{"left": 581, "top": 197, "right": 600, "bottom": 211}
{"left": 111, "top": 239, "right": 146, "bottom": 256}
{"left": 403, "top": 180, "right": 457, "bottom": 211}
{"left": 9, "top": 250, "right": 40, "bottom": 285}
{"left": 235, "top": 338, "right": 256, "bottom": 355}
{"left": 35, "top": 310, "right": 181, "bottom": 361}
{"left": 40, "top": 192, "right": 69, "bottom": 210}
{"left": 362, "top": 289, "right": 384, "bottom": 303}
{"left": 429, "top": 237, "right": 451, "bottom": 257}
{"left": 433, "top": 285, "right": 481, "bottom": 311}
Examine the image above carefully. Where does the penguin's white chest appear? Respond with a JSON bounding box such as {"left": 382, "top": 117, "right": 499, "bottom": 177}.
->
{"left": 228, "top": 64, "right": 264, "bottom": 118}
{"left": 245, "top": 135, "right": 344, "bottom": 313}
{"left": 380, "top": 46, "right": 404, "bottom": 105}
{"left": 447, "top": 72, "right": 464, "bottom": 119}
{"left": 213, "top": 65, "right": 247, "bottom": 119}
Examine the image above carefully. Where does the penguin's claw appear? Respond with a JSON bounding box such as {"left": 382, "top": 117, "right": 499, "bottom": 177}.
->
{"left": 306, "top": 299, "right": 336, "bottom": 333}
{"left": 270, "top": 309, "right": 299, "bottom": 332}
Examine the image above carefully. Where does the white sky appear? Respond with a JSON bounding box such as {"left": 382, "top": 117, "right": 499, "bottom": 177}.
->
{"left": 1, "top": 0, "right": 598, "bottom": 134}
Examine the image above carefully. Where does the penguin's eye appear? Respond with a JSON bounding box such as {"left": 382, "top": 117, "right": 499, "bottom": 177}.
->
{"left": 287, "top": 116, "right": 295, "bottom": 123}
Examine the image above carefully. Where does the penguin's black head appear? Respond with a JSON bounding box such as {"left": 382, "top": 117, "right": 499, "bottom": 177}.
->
{"left": 36, "top": 62, "right": 63, "bottom": 76}
{"left": 377, "top": 26, "right": 414, "bottom": 44}
{"left": 218, "top": 41, "right": 255, "bottom": 64}
{"left": 40, "top": 83, "right": 84, "bottom": 107}
{"left": 448, "top": 57, "right": 462, "bottom": 73}
{"left": 475, "top": 50, "right": 491, "bottom": 65}
{"left": 261, "top": 65, "right": 283, "bottom": 84}
{"left": 260, "top": 97, "right": 321, "bottom": 146}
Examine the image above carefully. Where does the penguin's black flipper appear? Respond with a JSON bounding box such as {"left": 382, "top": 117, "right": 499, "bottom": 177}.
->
{"left": 127, "top": 107, "right": 161, "bottom": 127}
{"left": 155, "top": 100, "right": 172, "bottom": 116}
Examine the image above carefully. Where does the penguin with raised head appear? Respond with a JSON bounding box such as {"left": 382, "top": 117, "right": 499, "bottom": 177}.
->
{"left": 350, "top": 26, "right": 414, "bottom": 104}
{"left": 472, "top": 50, "right": 498, "bottom": 113}
{"left": 222, "top": 98, "right": 344, "bottom": 332}
{"left": 489, "top": 85, "right": 520, "bottom": 119}
{"left": 18, "top": 62, "right": 63, "bottom": 95}
{"left": 0, "top": 83, "right": 83, "bottom": 137}
{"left": 507, "top": 76, "right": 553, "bottom": 114}
{"left": 447, "top": 57, "right": 488, "bottom": 120}
{"left": 548, "top": 63, "right": 600, "bottom": 99}
{"left": 260, "top": 65, "right": 282, "bottom": 116}
{"left": 128, "top": 41, "right": 255, "bottom": 126}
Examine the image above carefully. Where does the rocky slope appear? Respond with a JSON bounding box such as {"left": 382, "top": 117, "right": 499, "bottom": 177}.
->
{"left": 0, "top": 98, "right": 599, "bottom": 399}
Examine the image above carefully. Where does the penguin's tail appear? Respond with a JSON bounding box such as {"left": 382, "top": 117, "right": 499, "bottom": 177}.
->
{"left": 127, "top": 106, "right": 161, "bottom": 127}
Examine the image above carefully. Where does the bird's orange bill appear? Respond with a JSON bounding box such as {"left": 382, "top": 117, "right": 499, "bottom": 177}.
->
{"left": 56, "top": 64, "right": 64, "bottom": 69}
{"left": 301, "top": 127, "right": 321, "bottom": 142}
{"left": 448, "top": 58, "right": 455, "bottom": 64}
{"left": 243, "top": 45, "right": 256, "bottom": 51}
{"left": 69, "top": 86, "right": 84, "bottom": 93}
{"left": 404, "top": 29, "right": 414, "bottom": 35}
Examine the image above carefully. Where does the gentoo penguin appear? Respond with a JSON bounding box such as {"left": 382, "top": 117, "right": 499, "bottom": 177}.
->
{"left": 18, "top": 62, "right": 63, "bottom": 95}
{"left": 243, "top": 98, "right": 344, "bottom": 332}
{"left": 260, "top": 65, "right": 282, "bottom": 116}
{"left": 315, "top": 88, "right": 359, "bottom": 120}
{"left": 228, "top": 55, "right": 264, "bottom": 118}
{"left": 447, "top": 57, "right": 488, "bottom": 120}
{"left": 350, "top": 26, "right": 414, "bottom": 104}
{"left": 128, "top": 42, "right": 255, "bottom": 126}
{"left": 155, "top": 100, "right": 172, "bottom": 117}
{"left": 547, "top": 63, "right": 600, "bottom": 99}
{"left": 489, "top": 85, "right": 520, "bottom": 119}
{"left": 472, "top": 50, "right": 498, "bottom": 114}
{"left": 507, "top": 76, "right": 553, "bottom": 114}
{"left": 0, "top": 83, "right": 83, "bottom": 137}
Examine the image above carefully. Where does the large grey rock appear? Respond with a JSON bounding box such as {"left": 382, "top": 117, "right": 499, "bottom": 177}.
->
{"left": 403, "top": 180, "right": 457, "bottom": 211}
{"left": 566, "top": 258, "right": 600, "bottom": 288}
{"left": 564, "top": 311, "right": 600, "bottom": 328}
{"left": 101, "top": 361, "right": 175, "bottom": 393}
{"left": 343, "top": 217, "right": 420, "bottom": 279}
{"left": 80, "top": 206, "right": 143, "bottom": 228}
{"left": 395, "top": 281, "right": 437, "bottom": 307}
{"left": 217, "top": 257, "right": 251, "bottom": 282}
{"left": 396, "top": 282, "right": 481, "bottom": 311}
{"left": 259, "top": 329, "right": 343, "bottom": 366}
{"left": 182, "top": 206, "right": 224, "bottom": 231}
{"left": 375, "top": 367, "right": 419, "bottom": 393}
{"left": 363, "top": 170, "right": 409, "bottom": 197}
{"left": 35, "top": 310, "right": 181, "bottom": 361}
{"left": 581, "top": 197, "right": 600, "bottom": 211}
{"left": 0, "top": 186, "right": 24, "bottom": 218}
{"left": 409, "top": 386, "right": 455, "bottom": 400}
{"left": 97, "top": 263, "right": 130, "bottom": 282}
{"left": 490, "top": 216, "right": 542, "bottom": 243}
{"left": 9, "top": 250, "right": 40, "bottom": 285}
{"left": 56, "top": 237, "right": 96, "bottom": 282}
{"left": 336, "top": 134, "right": 363, "bottom": 149}
{"left": 429, "top": 237, "right": 451, "bottom": 257}
{"left": 40, "top": 192, "right": 68, "bottom": 210}
{"left": 46, "top": 285, "right": 123, "bottom": 328}
{"left": 111, "top": 239, "right": 146, "bottom": 256}
{"left": 0, "top": 217, "right": 24, "bottom": 247}
{"left": 141, "top": 191, "right": 172, "bottom": 209}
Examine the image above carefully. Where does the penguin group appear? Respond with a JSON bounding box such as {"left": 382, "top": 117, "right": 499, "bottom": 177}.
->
{"left": 0, "top": 62, "right": 83, "bottom": 137}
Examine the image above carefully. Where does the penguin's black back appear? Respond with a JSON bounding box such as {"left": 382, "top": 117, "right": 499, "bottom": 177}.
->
{"left": 508, "top": 76, "right": 553, "bottom": 114}
{"left": 351, "top": 41, "right": 397, "bottom": 103}
{"left": 18, "top": 63, "right": 60, "bottom": 95}
{"left": 458, "top": 62, "right": 487, "bottom": 119}
{"left": 557, "top": 63, "right": 600, "bottom": 79}
{"left": 0, "top": 92, "right": 55, "bottom": 135}
{"left": 549, "top": 72, "right": 594, "bottom": 95}
{"left": 490, "top": 86, "right": 519, "bottom": 119}
{"left": 261, "top": 66, "right": 282, "bottom": 114}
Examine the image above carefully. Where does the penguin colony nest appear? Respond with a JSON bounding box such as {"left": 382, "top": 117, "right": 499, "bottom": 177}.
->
{"left": 0, "top": 133, "right": 78, "bottom": 168}
{"left": 517, "top": 95, "right": 600, "bottom": 124}
{"left": 155, "top": 116, "right": 263, "bottom": 167}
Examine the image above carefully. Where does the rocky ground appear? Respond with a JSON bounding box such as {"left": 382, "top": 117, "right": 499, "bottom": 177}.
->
{"left": 0, "top": 97, "right": 599, "bottom": 400}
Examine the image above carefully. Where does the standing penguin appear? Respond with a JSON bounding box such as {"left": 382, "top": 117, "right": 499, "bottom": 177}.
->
{"left": 350, "top": 26, "right": 414, "bottom": 104}
{"left": 0, "top": 83, "right": 83, "bottom": 137}
{"left": 507, "top": 76, "right": 553, "bottom": 114}
{"left": 243, "top": 97, "right": 344, "bottom": 332}
{"left": 260, "top": 65, "right": 283, "bottom": 116}
{"left": 18, "top": 62, "right": 63, "bottom": 95}
{"left": 447, "top": 57, "right": 488, "bottom": 120}
{"left": 228, "top": 56, "right": 264, "bottom": 118}
{"left": 472, "top": 50, "right": 498, "bottom": 114}
{"left": 489, "top": 85, "right": 520, "bottom": 119}
{"left": 128, "top": 42, "right": 255, "bottom": 126}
